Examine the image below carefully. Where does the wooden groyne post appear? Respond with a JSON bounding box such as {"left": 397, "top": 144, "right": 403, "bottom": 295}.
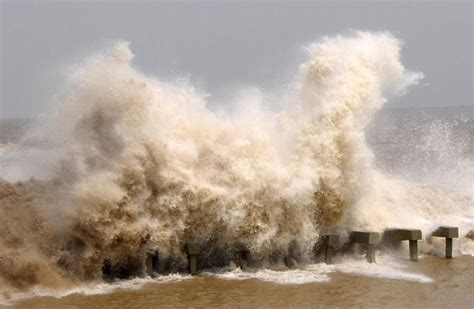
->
{"left": 323, "top": 234, "right": 340, "bottom": 264}
{"left": 431, "top": 226, "right": 459, "bottom": 258}
{"left": 383, "top": 229, "right": 422, "bottom": 261}
{"left": 350, "top": 231, "right": 380, "bottom": 263}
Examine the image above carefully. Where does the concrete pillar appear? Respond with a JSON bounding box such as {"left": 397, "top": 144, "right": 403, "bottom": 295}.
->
{"left": 287, "top": 239, "right": 303, "bottom": 265}
{"left": 409, "top": 240, "right": 418, "bottom": 261}
{"left": 431, "top": 226, "right": 458, "bottom": 259}
{"left": 145, "top": 251, "right": 159, "bottom": 277}
{"left": 186, "top": 243, "right": 199, "bottom": 276}
{"left": 323, "top": 234, "right": 339, "bottom": 264}
{"left": 366, "top": 244, "right": 376, "bottom": 263}
{"left": 189, "top": 255, "right": 197, "bottom": 275}
{"left": 146, "top": 254, "right": 154, "bottom": 276}
{"left": 325, "top": 246, "right": 334, "bottom": 264}
{"left": 350, "top": 231, "right": 380, "bottom": 263}
{"left": 234, "top": 250, "right": 249, "bottom": 270}
{"left": 446, "top": 238, "right": 453, "bottom": 259}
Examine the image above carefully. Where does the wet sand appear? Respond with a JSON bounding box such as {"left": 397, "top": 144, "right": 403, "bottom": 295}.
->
{"left": 12, "top": 256, "right": 474, "bottom": 308}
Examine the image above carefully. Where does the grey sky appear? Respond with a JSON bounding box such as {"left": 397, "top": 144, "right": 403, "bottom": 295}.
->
{"left": 1, "top": 0, "right": 472, "bottom": 118}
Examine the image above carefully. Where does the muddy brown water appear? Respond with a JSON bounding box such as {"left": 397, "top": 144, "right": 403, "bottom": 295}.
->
{"left": 11, "top": 256, "right": 474, "bottom": 309}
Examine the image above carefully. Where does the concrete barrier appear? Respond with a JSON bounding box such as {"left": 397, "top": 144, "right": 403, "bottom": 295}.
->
{"left": 322, "top": 234, "right": 340, "bottom": 264}
{"left": 383, "top": 229, "right": 422, "bottom": 261}
{"left": 127, "top": 226, "right": 473, "bottom": 278}
{"left": 186, "top": 242, "right": 199, "bottom": 275}
{"left": 431, "top": 226, "right": 458, "bottom": 258}
{"left": 350, "top": 231, "right": 380, "bottom": 263}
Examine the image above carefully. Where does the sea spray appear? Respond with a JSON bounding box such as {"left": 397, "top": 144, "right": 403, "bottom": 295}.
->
{"left": 0, "top": 31, "right": 472, "bottom": 300}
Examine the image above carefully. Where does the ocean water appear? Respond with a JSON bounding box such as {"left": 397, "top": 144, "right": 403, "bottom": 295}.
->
{"left": 0, "top": 31, "right": 473, "bottom": 307}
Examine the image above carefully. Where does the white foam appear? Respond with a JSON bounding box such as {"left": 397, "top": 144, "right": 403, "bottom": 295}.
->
{"left": 211, "top": 267, "right": 330, "bottom": 284}
{"left": 3, "top": 274, "right": 190, "bottom": 306}
{"left": 331, "top": 255, "right": 433, "bottom": 283}
{"left": 211, "top": 254, "right": 432, "bottom": 285}
{"left": 34, "top": 274, "right": 190, "bottom": 298}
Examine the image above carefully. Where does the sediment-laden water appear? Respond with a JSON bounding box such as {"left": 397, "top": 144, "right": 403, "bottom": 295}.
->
{"left": 12, "top": 256, "right": 474, "bottom": 308}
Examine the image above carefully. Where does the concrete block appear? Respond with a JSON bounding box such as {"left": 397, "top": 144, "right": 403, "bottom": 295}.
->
{"left": 350, "top": 231, "right": 380, "bottom": 245}
{"left": 323, "top": 234, "right": 340, "bottom": 246}
{"left": 350, "top": 231, "right": 380, "bottom": 263}
{"left": 432, "top": 226, "right": 459, "bottom": 258}
{"left": 432, "top": 226, "right": 459, "bottom": 239}
{"left": 186, "top": 242, "right": 199, "bottom": 255}
{"left": 384, "top": 229, "right": 422, "bottom": 241}
{"left": 382, "top": 229, "right": 422, "bottom": 261}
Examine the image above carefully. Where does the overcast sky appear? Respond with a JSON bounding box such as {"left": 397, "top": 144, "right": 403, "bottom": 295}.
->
{"left": 1, "top": 0, "right": 472, "bottom": 118}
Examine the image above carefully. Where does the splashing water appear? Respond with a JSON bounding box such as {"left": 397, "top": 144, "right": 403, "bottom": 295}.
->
{"left": 0, "top": 31, "right": 472, "bottom": 300}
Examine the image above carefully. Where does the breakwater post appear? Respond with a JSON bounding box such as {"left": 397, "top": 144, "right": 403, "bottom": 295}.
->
{"left": 431, "top": 226, "right": 459, "bottom": 258}
{"left": 146, "top": 251, "right": 159, "bottom": 277}
{"left": 350, "top": 231, "right": 380, "bottom": 263}
{"left": 186, "top": 243, "right": 199, "bottom": 275}
{"left": 383, "top": 229, "right": 422, "bottom": 261}
{"left": 323, "top": 234, "right": 340, "bottom": 264}
{"left": 234, "top": 249, "right": 250, "bottom": 270}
